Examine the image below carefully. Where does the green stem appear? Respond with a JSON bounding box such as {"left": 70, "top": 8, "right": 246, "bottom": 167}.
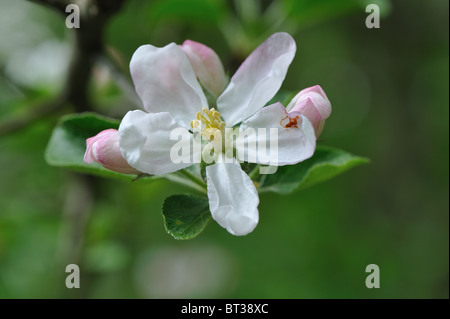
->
{"left": 177, "top": 169, "right": 207, "bottom": 191}
{"left": 248, "top": 164, "right": 260, "bottom": 180}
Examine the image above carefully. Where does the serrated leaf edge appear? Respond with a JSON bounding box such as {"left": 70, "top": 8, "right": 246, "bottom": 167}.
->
{"left": 161, "top": 195, "right": 211, "bottom": 240}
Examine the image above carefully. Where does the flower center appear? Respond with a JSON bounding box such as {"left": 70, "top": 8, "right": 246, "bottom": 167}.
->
{"left": 190, "top": 107, "right": 226, "bottom": 141}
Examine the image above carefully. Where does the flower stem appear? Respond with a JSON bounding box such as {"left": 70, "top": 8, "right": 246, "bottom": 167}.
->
{"left": 177, "top": 169, "right": 207, "bottom": 192}
{"left": 248, "top": 164, "right": 260, "bottom": 180}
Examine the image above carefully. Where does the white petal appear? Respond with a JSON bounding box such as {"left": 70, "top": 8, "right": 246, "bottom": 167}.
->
{"left": 238, "top": 103, "right": 316, "bottom": 166}
{"left": 118, "top": 110, "right": 198, "bottom": 175}
{"left": 206, "top": 162, "right": 259, "bottom": 236}
{"left": 130, "top": 43, "right": 207, "bottom": 128}
{"left": 180, "top": 40, "right": 228, "bottom": 98}
{"left": 217, "top": 32, "right": 296, "bottom": 126}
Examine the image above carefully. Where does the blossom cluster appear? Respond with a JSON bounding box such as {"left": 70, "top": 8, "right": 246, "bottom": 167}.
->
{"left": 84, "top": 33, "right": 331, "bottom": 236}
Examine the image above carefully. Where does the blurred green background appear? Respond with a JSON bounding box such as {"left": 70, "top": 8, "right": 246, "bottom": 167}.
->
{"left": 0, "top": 0, "right": 448, "bottom": 298}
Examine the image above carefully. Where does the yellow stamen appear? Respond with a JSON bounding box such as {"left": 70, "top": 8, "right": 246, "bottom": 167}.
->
{"left": 190, "top": 108, "right": 226, "bottom": 142}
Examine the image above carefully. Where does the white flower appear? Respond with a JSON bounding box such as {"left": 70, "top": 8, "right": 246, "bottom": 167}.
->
{"left": 118, "top": 33, "right": 318, "bottom": 236}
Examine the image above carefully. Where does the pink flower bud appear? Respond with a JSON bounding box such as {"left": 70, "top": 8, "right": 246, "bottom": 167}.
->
{"left": 180, "top": 40, "right": 228, "bottom": 98}
{"left": 286, "top": 85, "right": 332, "bottom": 137}
{"left": 84, "top": 129, "right": 140, "bottom": 174}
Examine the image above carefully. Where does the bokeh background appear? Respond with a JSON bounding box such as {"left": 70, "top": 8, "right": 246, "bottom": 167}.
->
{"left": 0, "top": 0, "right": 448, "bottom": 298}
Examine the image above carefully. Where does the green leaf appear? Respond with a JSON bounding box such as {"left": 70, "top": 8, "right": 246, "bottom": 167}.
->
{"left": 259, "top": 145, "right": 369, "bottom": 194}
{"left": 162, "top": 194, "right": 211, "bottom": 240}
{"left": 45, "top": 112, "right": 154, "bottom": 182}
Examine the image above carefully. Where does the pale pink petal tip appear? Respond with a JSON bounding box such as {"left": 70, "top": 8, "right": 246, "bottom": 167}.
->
{"left": 84, "top": 129, "right": 140, "bottom": 175}
{"left": 286, "top": 85, "right": 332, "bottom": 137}
{"left": 181, "top": 39, "right": 228, "bottom": 98}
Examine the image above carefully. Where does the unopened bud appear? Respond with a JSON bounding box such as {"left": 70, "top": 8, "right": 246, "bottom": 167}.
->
{"left": 286, "top": 85, "right": 332, "bottom": 137}
{"left": 84, "top": 129, "right": 140, "bottom": 174}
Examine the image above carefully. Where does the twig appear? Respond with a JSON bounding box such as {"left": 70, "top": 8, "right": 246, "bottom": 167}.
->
{"left": 56, "top": 174, "right": 95, "bottom": 266}
{"left": 59, "top": 0, "right": 128, "bottom": 112}
{"left": 19, "top": 0, "right": 129, "bottom": 294}
{"left": 0, "top": 0, "right": 128, "bottom": 137}
{"left": 55, "top": 174, "right": 95, "bottom": 297}
{"left": 0, "top": 98, "right": 65, "bottom": 136}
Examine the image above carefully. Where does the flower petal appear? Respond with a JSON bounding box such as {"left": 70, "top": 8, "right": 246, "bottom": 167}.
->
{"left": 287, "top": 98, "right": 322, "bottom": 132}
{"left": 206, "top": 161, "right": 259, "bottom": 236}
{"left": 237, "top": 102, "right": 316, "bottom": 166}
{"left": 84, "top": 129, "right": 113, "bottom": 164}
{"left": 286, "top": 85, "right": 332, "bottom": 119}
{"left": 84, "top": 129, "right": 140, "bottom": 174}
{"left": 130, "top": 43, "right": 207, "bottom": 128}
{"left": 286, "top": 85, "right": 332, "bottom": 136}
{"left": 217, "top": 32, "right": 296, "bottom": 126}
{"left": 118, "top": 110, "right": 198, "bottom": 175}
{"left": 181, "top": 40, "right": 228, "bottom": 98}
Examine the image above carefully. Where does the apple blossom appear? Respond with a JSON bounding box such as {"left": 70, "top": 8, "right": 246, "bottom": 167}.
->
{"left": 115, "top": 32, "right": 324, "bottom": 236}
{"left": 285, "top": 85, "right": 332, "bottom": 137}
{"left": 84, "top": 129, "right": 140, "bottom": 174}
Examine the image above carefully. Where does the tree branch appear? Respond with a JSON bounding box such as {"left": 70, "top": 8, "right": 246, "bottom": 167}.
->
{"left": 0, "top": 0, "right": 128, "bottom": 137}
{"left": 59, "top": 0, "right": 127, "bottom": 111}
{"left": 0, "top": 98, "right": 65, "bottom": 136}
{"left": 20, "top": 1, "right": 129, "bottom": 290}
